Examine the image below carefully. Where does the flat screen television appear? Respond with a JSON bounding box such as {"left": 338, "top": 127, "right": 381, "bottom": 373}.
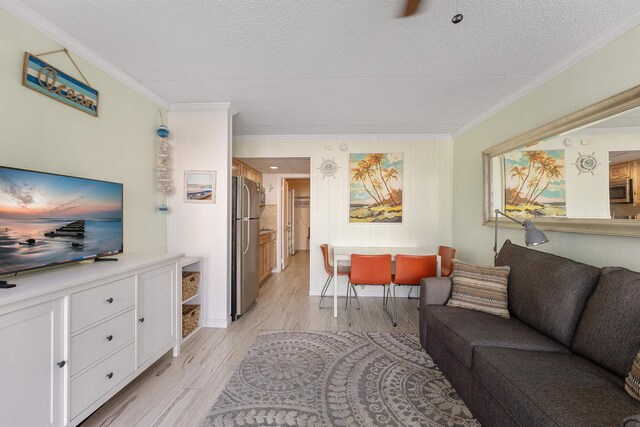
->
{"left": 0, "top": 166, "right": 123, "bottom": 276}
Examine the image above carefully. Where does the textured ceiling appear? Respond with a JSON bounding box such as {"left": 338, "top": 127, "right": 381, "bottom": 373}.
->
{"left": 17, "top": 0, "right": 640, "bottom": 135}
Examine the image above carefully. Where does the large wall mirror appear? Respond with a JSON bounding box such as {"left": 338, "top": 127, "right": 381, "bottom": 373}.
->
{"left": 483, "top": 84, "right": 640, "bottom": 237}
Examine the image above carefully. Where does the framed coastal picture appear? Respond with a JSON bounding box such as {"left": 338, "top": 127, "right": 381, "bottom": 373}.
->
{"left": 503, "top": 149, "right": 566, "bottom": 218}
{"left": 349, "top": 153, "right": 403, "bottom": 223}
{"left": 184, "top": 170, "right": 216, "bottom": 203}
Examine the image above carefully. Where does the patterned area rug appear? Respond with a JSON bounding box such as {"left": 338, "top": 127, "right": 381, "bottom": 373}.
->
{"left": 200, "top": 331, "right": 479, "bottom": 426}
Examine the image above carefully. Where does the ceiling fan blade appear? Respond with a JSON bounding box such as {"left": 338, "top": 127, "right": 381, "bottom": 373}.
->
{"left": 403, "top": 0, "right": 421, "bottom": 17}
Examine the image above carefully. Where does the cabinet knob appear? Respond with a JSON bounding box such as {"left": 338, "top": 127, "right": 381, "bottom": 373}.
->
{"left": 57, "top": 360, "right": 66, "bottom": 368}
{"left": 106, "top": 372, "right": 114, "bottom": 379}
{"left": 106, "top": 335, "right": 113, "bottom": 341}
{"left": 106, "top": 297, "right": 114, "bottom": 304}
{"left": 138, "top": 317, "right": 145, "bottom": 323}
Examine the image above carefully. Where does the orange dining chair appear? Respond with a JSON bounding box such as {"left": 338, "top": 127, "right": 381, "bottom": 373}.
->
{"left": 319, "top": 244, "right": 353, "bottom": 309}
{"left": 348, "top": 254, "right": 392, "bottom": 326}
{"left": 393, "top": 254, "right": 439, "bottom": 317}
{"left": 438, "top": 245, "right": 457, "bottom": 277}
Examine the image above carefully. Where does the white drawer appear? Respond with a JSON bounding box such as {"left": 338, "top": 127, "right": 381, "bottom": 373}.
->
{"left": 70, "top": 342, "right": 135, "bottom": 420}
{"left": 71, "top": 276, "right": 135, "bottom": 332}
{"left": 70, "top": 309, "right": 135, "bottom": 376}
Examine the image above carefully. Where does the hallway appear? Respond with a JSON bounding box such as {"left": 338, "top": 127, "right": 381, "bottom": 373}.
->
{"left": 79, "top": 251, "right": 420, "bottom": 426}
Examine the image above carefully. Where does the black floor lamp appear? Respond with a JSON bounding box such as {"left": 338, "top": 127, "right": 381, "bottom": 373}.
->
{"left": 494, "top": 209, "right": 549, "bottom": 258}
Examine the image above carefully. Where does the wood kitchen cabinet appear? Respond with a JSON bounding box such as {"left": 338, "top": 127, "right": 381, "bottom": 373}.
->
{"left": 268, "top": 231, "right": 277, "bottom": 270}
{"left": 232, "top": 158, "right": 242, "bottom": 177}
{"left": 259, "top": 231, "right": 277, "bottom": 284}
{"left": 610, "top": 162, "right": 631, "bottom": 180}
{"left": 259, "top": 233, "right": 269, "bottom": 283}
{"left": 232, "top": 157, "right": 263, "bottom": 184}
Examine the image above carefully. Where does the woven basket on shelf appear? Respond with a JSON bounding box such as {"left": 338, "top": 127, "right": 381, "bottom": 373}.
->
{"left": 182, "top": 272, "right": 200, "bottom": 301}
{"left": 182, "top": 304, "right": 200, "bottom": 337}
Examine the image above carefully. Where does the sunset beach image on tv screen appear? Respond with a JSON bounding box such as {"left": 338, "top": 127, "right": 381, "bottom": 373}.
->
{"left": 0, "top": 167, "right": 123, "bottom": 275}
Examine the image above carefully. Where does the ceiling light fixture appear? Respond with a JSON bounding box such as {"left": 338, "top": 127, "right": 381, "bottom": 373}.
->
{"left": 270, "top": 166, "right": 278, "bottom": 170}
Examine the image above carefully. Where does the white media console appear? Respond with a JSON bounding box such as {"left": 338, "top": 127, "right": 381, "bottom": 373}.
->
{"left": 0, "top": 253, "right": 189, "bottom": 427}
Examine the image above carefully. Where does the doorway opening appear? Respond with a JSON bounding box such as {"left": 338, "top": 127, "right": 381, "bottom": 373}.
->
{"left": 281, "top": 177, "right": 311, "bottom": 271}
{"left": 234, "top": 157, "right": 311, "bottom": 283}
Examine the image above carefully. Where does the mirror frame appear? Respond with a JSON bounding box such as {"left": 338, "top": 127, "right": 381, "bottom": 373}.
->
{"left": 483, "top": 84, "right": 640, "bottom": 237}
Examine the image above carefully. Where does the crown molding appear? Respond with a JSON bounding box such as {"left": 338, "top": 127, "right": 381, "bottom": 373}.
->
{"left": 233, "top": 133, "right": 453, "bottom": 143}
{"left": 570, "top": 126, "right": 640, "bottom": 135}
{"left": 0, "top": 0, "right": 170, "bottom": 110}
{"left": 169, "top": 102, "right": 237, "bottom": 114}
{"left": 453, "top": 6, "right": 640, "bottom": 139}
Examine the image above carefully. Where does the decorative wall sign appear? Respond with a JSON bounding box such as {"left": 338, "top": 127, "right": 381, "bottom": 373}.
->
{"left": 185, "top": 170, "right": 216, "bottom": 203}
{"left": 572, "top": 152, "right": 600, "bottom": 175}
{"left": 349, "top": 153, "right": 403, "bottom": 223}
{"left": 22, "top": 51, "right": 99, "bottom": 117}
{"left": 318, "top": 157, "right": 339, "bottom": 178}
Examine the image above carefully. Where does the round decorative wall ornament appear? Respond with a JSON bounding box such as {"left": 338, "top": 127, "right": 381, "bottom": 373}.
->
{"left": 339, "top": 142, "right": 349, "bottom": 151}
{"left": 156, "top": 125, "right": 170, "bottom": 138}
{"left": 573, "top": 152, "right": 600, "bottom": 175}
{"left": 318, "top": 157, "right": 340, "bottom": 178}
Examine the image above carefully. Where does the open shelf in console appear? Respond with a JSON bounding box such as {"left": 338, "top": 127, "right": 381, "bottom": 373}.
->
{"left": 179, "top": 257, "right": 202, "bottom": 344}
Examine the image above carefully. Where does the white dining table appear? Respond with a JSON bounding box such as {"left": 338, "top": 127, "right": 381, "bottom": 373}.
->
{"left": 332, "top": 246, "right": 441, "bottom": 318}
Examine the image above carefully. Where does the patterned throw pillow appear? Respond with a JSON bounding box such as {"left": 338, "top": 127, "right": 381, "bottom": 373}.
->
{"left": 446, "top": 259, "right": 511, "bottom": 319}
{"left": 626, "top": 350, "right": 640, "bottom": 402}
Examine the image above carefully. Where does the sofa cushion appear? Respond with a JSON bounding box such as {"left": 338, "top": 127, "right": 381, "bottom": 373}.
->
{"left": 447, "top": 259, "right": 511, "bottom": 318}
{"left": 572, "top": 267, "right": 640, "bottom": 378}
{"left": 473, "top": 347, "right": 640, "bottom": 427}
{"left": 495, "top": 240, "right": 600, "bottom": 347}
{"left": 425, "top": 305, "right": 569, "bottom": 368}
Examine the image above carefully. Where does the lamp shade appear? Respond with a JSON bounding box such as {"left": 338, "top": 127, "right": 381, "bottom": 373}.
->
{"left": 523, "top": 220, "right": 549, "bottom": 246}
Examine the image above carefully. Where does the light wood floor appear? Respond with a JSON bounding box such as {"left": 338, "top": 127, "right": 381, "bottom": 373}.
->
{"left": 79, "top": 251, "right": 420, "bottom": 427}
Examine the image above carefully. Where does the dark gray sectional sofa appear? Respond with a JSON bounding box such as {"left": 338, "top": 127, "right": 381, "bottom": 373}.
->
{"left": 419, "top": 240, "right": 640, "bottom": 427}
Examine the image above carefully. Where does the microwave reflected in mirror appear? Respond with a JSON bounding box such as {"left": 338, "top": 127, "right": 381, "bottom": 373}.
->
{"left": 609, "top": 150, "right": 640, "bottom": 220}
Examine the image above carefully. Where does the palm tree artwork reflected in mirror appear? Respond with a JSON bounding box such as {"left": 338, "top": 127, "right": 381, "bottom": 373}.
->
{"left": 349, "top": 153, "right": 403, "bottom": 223}
{"left": 503, "top": 149, "right": 566, "bottom": 218}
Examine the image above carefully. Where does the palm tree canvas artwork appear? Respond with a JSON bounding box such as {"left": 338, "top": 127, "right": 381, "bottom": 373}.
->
{"left": 504, "top": 149, "right": 566, "bottom": 218}
{"left": 349, "top": 153, "right": 403, "bottom": 223}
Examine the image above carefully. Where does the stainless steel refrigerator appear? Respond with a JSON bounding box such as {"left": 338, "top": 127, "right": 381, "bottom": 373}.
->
{"left": 231, "top": 177, "right": 260, "bottom": 320}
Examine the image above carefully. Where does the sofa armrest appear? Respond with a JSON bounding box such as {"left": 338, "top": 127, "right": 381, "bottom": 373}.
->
{"left": 622, "top": 414, "right": 640, "bottom": 427}
{"left": 419, "top": 277, "right": 453, "bottom": 350}
{"left": 420, "top": 277, "right": 453, "bottom": 306}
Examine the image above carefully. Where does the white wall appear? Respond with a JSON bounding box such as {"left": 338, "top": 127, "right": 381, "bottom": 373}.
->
{"left": 262, "top": 174, "right": 279, "bottom": 205}
{"left": 234, "top": 135, "right": 453, "bottom": 296}
{"left": 453, "top": 24, "right": 640, "bottom": 270}
{"left": 0, "top": 9, "right": 166, "bottom": 254}
{"left": 167, "top": 106, "right": 234, "bottom": 327}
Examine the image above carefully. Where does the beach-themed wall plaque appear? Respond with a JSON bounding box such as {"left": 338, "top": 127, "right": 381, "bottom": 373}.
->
{"left": 185, "top": 170, "right": 216, "bottom": 203}
{"left": 22, "top": 51, "right": 99, "bottom": 117}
